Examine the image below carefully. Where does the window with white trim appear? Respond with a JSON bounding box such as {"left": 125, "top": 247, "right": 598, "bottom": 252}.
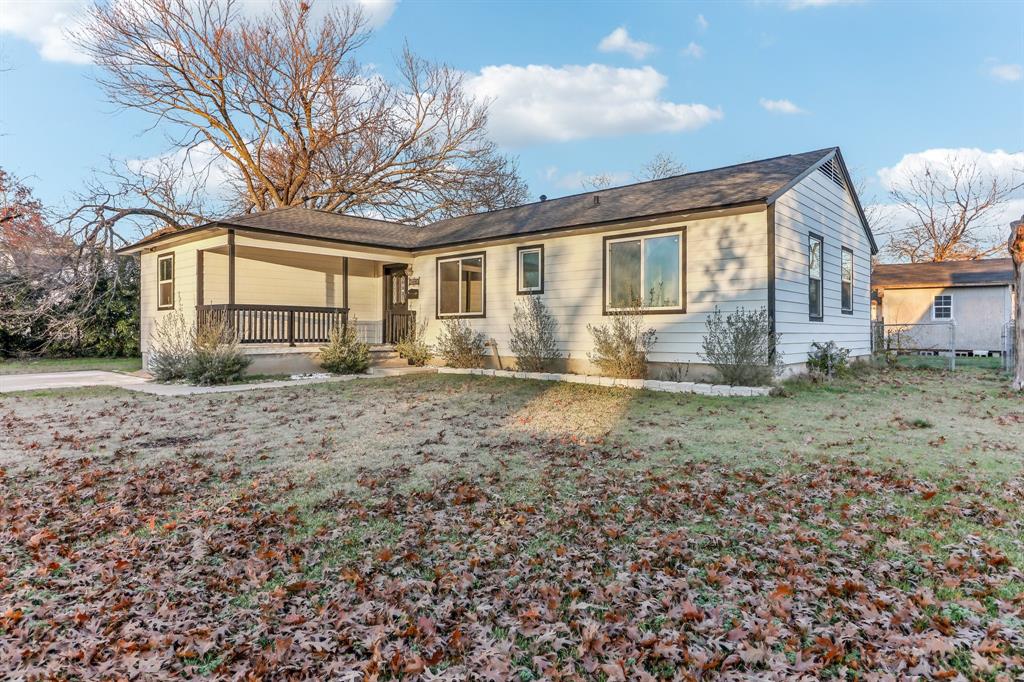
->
{"left": 605, "top": 230, "right": 684, "bottom": 312}
{"left": 841, "top": 247, "right": 854, "bottom": 314}
{"left": 808, "top": 234, "right": 823, "bottom": 320}
{"left": 932, "top": 294, "right": 952, "bottom": 320}
{"left": 157, "top": 253, "right": 174, "bottom": 310}
{"left": 517, "top": 246, "right": 543, "bottom": 294}
{"left": 437, "top": 254, "right": 484, "bottom": 317}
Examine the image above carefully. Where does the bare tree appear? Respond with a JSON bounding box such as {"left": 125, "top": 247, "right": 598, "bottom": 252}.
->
{"left": 581, "top": 173, "right": 614, "bottom": 191}
{"left": 885, "top": 154, "right": 1023, "bottom": 262}
{"left": 635, "top": 152, "right": 686, "bottom": 181}
{"left": 1009, "top": 215, "right": 1024, "bottom": 391}
{"left": 75, "top": 0, "right": 527, "bottom": 228}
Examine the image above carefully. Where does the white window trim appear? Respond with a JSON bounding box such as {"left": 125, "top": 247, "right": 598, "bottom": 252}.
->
{"left": 517, "top": 246, "right": 543, "bottom": 294}
{"left": 605, "top": 229, "right": 685, "bottom": 313}
{"left": 157, "top": 253, "right": 174, "bottom": 310}
{"left": 436, "top": 253, "right": 485, "bottom": 318}
{"left": 808, "top": 234, "right": 824, "bottom": 320}
{"left": 931, "top": 294, "right": 953, "bottom": 321}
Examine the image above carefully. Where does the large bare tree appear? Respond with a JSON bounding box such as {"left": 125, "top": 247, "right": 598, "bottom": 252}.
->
{"left": 75, "top": 0, "right": 527, "bottom": 243}
{"left": 1009, "top": 215, "right": 1024, "bottom": 391}
{"left": 885, "top": 154, "right": 1023, "bottom": 262}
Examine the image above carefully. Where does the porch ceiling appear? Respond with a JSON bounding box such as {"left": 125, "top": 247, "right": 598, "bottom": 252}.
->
{"left": 204, "top": 244, "right": 345, "bottom": 274}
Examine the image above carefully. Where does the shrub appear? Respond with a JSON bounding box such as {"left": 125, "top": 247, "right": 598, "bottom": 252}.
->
{"left": 395, "top": 320, "right": 432, "bottom": 367}
{"left": 806, "top": 341, "right": 851, "bottom": 379}
{"left": 436, "top": 318, "right": 486, "bottom": 368}
{"left": 509, "top": 296, "right": 562, "bottom": 372}
{"left": 318, "top": 322, "right": 370, "bottom": 374}
{"left": 699, "top": 306, "right": 782, "bottom": 386}
{"left": 148, "top": 303, "right": 194, "bottom": 382}
{"left": 587, "top": 301, "right": 657, "bottom": 379}
{"left": 184, "top": 315, "right": 251, "bottom": 385}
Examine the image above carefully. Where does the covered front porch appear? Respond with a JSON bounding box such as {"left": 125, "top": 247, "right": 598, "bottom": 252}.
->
{"left": 194, "top": 230, "right": 415, "bottom": 349}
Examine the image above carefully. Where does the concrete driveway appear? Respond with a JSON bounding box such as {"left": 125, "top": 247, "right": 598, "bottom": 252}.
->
{"left": 0, "top": 371, "right": 149, "bottom": 394}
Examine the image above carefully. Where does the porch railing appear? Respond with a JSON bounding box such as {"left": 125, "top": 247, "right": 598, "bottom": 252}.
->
{"left": 384, "top": 310, "right": 416, "bottom": 344}
{"left": 197, "top": 304, "right": 348, "bottom": 346}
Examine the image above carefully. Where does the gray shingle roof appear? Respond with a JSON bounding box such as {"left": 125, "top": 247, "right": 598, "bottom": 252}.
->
{"left": 122, "top": 148, "right": 853, "bottom": 253}
{"left": 872, "top": 259, "right": 1015, "bottom": 288}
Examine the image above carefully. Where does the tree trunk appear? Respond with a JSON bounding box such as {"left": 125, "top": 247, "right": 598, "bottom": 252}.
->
{"left": 1010, "top": 216, "right": 1024, "bottom": 391}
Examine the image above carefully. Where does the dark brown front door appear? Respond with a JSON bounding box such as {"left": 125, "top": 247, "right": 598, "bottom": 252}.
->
{"left": 383, "top": 265, "right": 409, "bottom": 343}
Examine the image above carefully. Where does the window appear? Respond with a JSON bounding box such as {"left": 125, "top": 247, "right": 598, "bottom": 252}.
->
{"left": 157, "top": 253, "right": 174, "bottom": 310}
{"left": 437, "top": 253, "right": 485, "bottom": 317}
{"left": 517, "top": 246, "right": 544, "bottom": 294}
{"left": 604, "top": 229, "right": 685, "bottom": 313}
{"left": 808, "top": 233, "right": 823, "bottom": 320}
{"left": 841, "top": 247, "right": 854, "bottom": 314}
{"left": 933, "top": 295, "right": 952, "bottom": 320}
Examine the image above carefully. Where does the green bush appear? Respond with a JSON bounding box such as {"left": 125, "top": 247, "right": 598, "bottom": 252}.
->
{"left": 318, "top": 323, "right": 370, "bottom": 374}
{"left": 395, "top": 320, "right": 432, "bottom": 367}
{"left": 150, "top": 305, "right": 250, "bottom": 384}
{"left": 148, "top": 303, "right": 194, "bottom": 382}
{"left": 699, "top": 306, "right": 782, "bottom": 386}
{"left": 587, "top": 301, "right": 656, "bottom": 379}
{"left": 509, "top": 296, "right": 562, "bottom": 372}
{"left": 436, "top": 318, "right": 486, "bottom": 368}
{"left": 806, "top": 341, "right": 851, "bottom": 379}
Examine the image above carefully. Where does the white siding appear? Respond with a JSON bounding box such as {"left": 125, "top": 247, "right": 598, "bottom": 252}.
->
{"left": 880, "top": 285, "right": 1011, "bottom": 352}
{"left": 773, "top": 165, "right": 872, "bottom": 362}
{"left": 409, "top": 211, "right": 769, "bottom": 370}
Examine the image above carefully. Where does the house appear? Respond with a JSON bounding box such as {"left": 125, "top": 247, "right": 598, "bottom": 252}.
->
{"left": 118, "top": 147, "right": 878, "bottom": 378}
{"left": 871, "top": 259, "right": 1016, "bottom": 356}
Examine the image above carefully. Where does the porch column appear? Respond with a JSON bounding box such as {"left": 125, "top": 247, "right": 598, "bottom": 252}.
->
{"left": 227, "top": 229, "right": 236, "bottom": 305}
{"left": 342, "top": 256, "right": 349, "bottom": 309}
{"left": 196, "top": 250, "right": 204, "bottom": 307}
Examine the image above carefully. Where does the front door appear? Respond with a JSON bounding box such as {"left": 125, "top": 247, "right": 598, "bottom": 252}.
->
{"left": 383, "top": 265, "right": 409, "bottom": 344}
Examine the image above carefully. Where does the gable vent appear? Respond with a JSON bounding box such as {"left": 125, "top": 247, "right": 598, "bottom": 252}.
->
{"left": 817, "top": 156, "right": 846, "bottom": 190}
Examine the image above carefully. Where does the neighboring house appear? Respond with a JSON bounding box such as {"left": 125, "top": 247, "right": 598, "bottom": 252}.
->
{"left": 872, "top": 259, "right": 1016, "bottom": 356}
{"left": 118, "top": 147, "right": 878, "bottom": 378}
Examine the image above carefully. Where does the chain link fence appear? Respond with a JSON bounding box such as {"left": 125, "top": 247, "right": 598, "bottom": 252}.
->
{"left": 1002, "top": 322, "right": 1016, "bottom": 373}
{"left": 871, "top": 321, "right": 957, "bottom": 370}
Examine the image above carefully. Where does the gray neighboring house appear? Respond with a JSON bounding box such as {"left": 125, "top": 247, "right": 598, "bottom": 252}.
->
{"left": 871, "top": 259, "right": 1016, "bottom": 356}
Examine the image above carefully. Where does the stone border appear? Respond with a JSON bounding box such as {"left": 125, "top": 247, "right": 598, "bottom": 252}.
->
{"left": 436, "top": 367, "right": 771, "bottom": 397}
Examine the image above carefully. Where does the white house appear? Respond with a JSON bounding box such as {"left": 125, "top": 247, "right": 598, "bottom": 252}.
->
{"left": 119, "top": 147, "right": 878, "bottom": 378}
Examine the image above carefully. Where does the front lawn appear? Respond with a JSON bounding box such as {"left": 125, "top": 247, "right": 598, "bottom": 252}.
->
{"left": 0, "top": 356, "right": 143, "bottom": 375}
{"left": 1, "top": 366, "right": 1021, "bottom": 678}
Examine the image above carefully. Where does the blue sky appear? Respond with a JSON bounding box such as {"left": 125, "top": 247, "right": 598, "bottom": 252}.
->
{"left": 1, "top": 0, "right": 1022, "bottom": 242}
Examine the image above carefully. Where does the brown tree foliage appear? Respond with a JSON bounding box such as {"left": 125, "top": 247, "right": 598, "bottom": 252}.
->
{"left": 885, "top": 154, "right": 1023, "bottom": 262}
{"left": 75, "top": 0, "right": 527, "bottom": 229}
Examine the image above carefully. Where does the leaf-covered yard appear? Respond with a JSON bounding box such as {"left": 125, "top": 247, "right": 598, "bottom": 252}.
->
{"left": 1, "top": 367, "right": 1022, "bottom": 679}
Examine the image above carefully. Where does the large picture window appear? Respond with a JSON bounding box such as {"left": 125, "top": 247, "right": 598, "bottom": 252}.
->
{"left": 841, "top": 247, "right": 854, "bottom": 314}
{"left": 437, "top": 253, "right": 485, "bottom": 317}
{"left": 517, "top": 246, "right": 544, "bottom": 294}
{"left": 604, "top": 229, "right": 685, "bottom": 313}
{"left": 157, "top": 253, "right": 174, "bottom": 310}
{"left": 808, "top": 233, "right": 823, "bottom": 321}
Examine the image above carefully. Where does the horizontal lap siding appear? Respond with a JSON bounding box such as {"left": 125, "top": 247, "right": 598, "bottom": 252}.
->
{"left": 410, "top": 212, "right": 769, "bottom": 367}
{"left": 881, "top": 286, "right": 1010, "bottom": 351}
{"left": 774, "top": 168, "right": 872, "bottom": 361}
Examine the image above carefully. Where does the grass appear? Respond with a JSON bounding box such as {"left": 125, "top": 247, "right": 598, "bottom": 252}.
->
{"left": 0, "top": 356, "right": 142, "bottom": 375}
{"left": 1, "top": 364, "right": 1022, "bottom": 677}
{"left": 893, "top": 353, "right": 1005, "bottom": 370}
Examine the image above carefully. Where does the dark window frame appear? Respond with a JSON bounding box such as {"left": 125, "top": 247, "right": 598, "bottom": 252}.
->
{"left": 840, "top": 246, "right": 854, "bottom": 315}
{"left": 601, "top": 227, "right": 687, "bottom": 316}
{"left": 435, "top": 251, "right": 486, "bottom": 319}
{"left": 808, "top": 232, "right": 824, "bottom": 322}
{"left": 932, "top": 294, "right": 952, "bottom": 320}
{"left": 516, "top": 244, "right": 545, "bottom": 295}
{"left": 157, "top": 252, "right": 175, "bottom": 310}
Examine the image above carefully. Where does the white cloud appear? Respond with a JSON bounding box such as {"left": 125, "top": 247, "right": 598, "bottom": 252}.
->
{"left": 786, "top": 0, "right": 865, "bottom": 8}
{"left": 465, "top": 63, "right": 723, "bottom": 147}
{"left": 872, "top": 148, "right": 1024, "bottom": 245}
{"left": 127, "top": 141, "right": 236, "bottom": 203}
{"left": 681, "top": 42, "right": 705, "bottom": 59}
{"left": 989, "top": 62, "right": 1023, "bottom": 82}
{"left": 597, "top": 27, "right": 655, "bottom": 60}
{"left": 759, "top": 97, "right": 805, "bottom": 114}
{"left": 0, "top": 0, "right": 397, "bottom": 65}
{"left": 696, "top": 14, "right": 709, "bottom": 31}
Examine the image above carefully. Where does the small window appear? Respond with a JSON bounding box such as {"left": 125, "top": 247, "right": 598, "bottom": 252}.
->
{"left": 157, "top": 253, "right": 174, "bottom": 310}
{"left": 841, "top": 247, "right": 854, "bottom": 314}
{"left": 933, "top": 295, "right": 952, "bottom": 320}
{"left": 605, "top": 229, "right": 685, "bottom": 313}
{"left": 517, "top": 246, "right": 544, "bottom": 294}
{"left": 437, "top": 253, "right": 485, "bottom": 317}
{"left": 808, "top": 233, "right": 823, "bottom": 321}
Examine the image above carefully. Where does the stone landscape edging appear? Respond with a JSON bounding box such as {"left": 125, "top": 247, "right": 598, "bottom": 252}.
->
{"left": 435, "top": 367, "right": 772, "bottom": 397}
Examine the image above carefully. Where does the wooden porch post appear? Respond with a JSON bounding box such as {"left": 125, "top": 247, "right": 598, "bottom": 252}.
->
{"left": 342, "top": 256, "right": 349, "bottom": 309}
{"left": 227, "top": 229, "right": 236, "bottom": 305}
{"left": 196, "top": 250, "right": 204, "bottom": 307}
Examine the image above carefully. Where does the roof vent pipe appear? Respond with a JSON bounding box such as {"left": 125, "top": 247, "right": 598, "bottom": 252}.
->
{"left": 539, "top": 194, "right": 547, "bottom": 202}
{"left": 593, "top": 195, "right": 600, "bottom": 206}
